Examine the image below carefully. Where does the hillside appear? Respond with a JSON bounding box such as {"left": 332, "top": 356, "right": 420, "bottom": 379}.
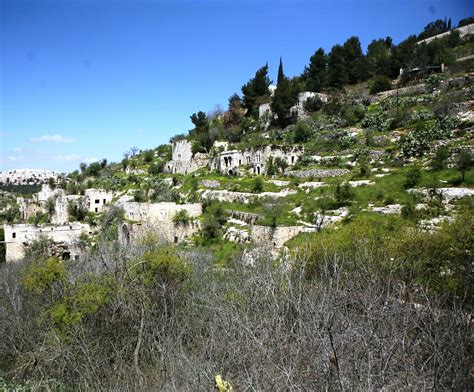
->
{"left": 1, "top": 17, "right": 473, "bottom": 390}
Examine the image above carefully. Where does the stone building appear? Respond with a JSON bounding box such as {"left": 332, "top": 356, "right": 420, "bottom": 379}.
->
{"left": 258, "top": 91, "right": 329, "bottom": 127}
{"left": 52, "top": 195, "right": 87, "bottom": 224}
{"left": 163, "top": 139, "right": 208, "bottom": 175}
{"left": 3, "top": 222, "right": 91, "bottom": 263}
{"left": 213, "top": 145, "right": 303, "bottom": 176}
{"left": 118, "top": 201, "right": 202, "bottom": 244}
{"left": 16, "top": 197, "right": 43, "bottom": 221}
{"left": 84, "top": 189, "right": 114, "bottom": 213}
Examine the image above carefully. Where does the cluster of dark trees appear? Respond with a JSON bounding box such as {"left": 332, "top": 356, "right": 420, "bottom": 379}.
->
{"left": 184, "top": 16, "right": 471, "bottom": 147}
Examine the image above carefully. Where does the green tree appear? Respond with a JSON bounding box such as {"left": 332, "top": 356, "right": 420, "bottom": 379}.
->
{"left": 418, "top": 18, "right": 450, "bottom": 40}
{"left": 241, "top": 64, "right": 272, "bottom": 117}
{"left": 431, "top": 147, "right": 450, "bottom": 171}
{"left": 326, "top": 45, "right": 349, "bottom": 88}
{"left": 271, "top": 58, "right": 298, "bottom": 128}
{"left": 457, "top": 151, "right": 473, "bottom": 183}
{"left": 367, "top": 37, "right": 392, "bottom": 77}
{"left": 293, "top": 122, "right": 312, "bottom": 143}
{"left": 369, "top": 75, "right": 392, "bottom": 94}
{"left": 223, "top": 93, "right": 245, "bottom": 129}
{"left": 304, "top": 48, "right": 327, "bottom": 92}
{"left": 189, "top": 111, "right": 212, "bottom": 153}
{"left": 342, "top": 36, "right": 368, "bottom": 83}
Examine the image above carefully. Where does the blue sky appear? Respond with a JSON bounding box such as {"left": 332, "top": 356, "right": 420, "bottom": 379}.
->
{"left": 1, "top": 0, "right": 472, "bottom": 172}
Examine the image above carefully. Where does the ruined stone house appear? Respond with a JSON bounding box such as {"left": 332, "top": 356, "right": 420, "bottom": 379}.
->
{"left": 118, "top": 201, "right": 202, "bottom": 245}
{"left": 213, "top": 145, "right": 303, "bottom": 176}
{"left": 163, "top": 139, "right": 208, "bottom": 175}
{"left": 259, "top": 91, "right": 329, "bottom": 128}
{"left": 3, "top": 222, "right": 92, "bottom": 263}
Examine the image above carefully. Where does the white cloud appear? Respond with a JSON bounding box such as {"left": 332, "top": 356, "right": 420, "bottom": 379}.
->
{"left": 8, "top": 155, "right": 24, "bottom": 161}
{"left": 13, "top": 147, "right": 23, "bottom": 152}
{"left": 54, "top": 154, "right": 81, "bottom": 161}
{"left": 30, "top": 134, "right": 75, "bottom": 143}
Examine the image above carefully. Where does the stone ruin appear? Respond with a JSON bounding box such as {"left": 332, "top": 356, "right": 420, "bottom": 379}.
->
{"left": 258, "top": 91, "right": 329, "bottom": 128}
{"left": 212, "top": 145, "right": 303, "bottom": 176}
{"left": 163, "top": 139, "right": 208, "bottom": 175}
{"left": 4, "top": 222, "right": 92, "bottom": 262}
{"left": 118, "top": 201, "right": 202, "bottom": 245}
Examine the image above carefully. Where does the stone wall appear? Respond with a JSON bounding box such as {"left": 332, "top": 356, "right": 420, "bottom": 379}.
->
{"left": 200, "top": 189, "right": 296, "bottom": 204}
{"left": 119, "top": 220, "right": 200, "bottom": 246}
{"left": 53, "top": 195, "right": 87, "bottom": 224}
{"left": 16, "top": 197, "right": 43, "bottom": 221}
{"left": 251, "top": 225, "right": 306, "bottom": 249}
{"left": 172, "top": 139, "right": 193, "bottom": 161}
{"left": 417, "top": 23, "right": 474, "bottom": 45}
{"left": 285, "top": 168, "right": 350, "bottom": 178}
{"left": 3, "top": 222, "right": 91, "bottom": 263}
{"left": 164, "top": 139, "right": 208, "bottom": 174}
{"left": 120, "top": 201, "right": 202, "bottom": 223}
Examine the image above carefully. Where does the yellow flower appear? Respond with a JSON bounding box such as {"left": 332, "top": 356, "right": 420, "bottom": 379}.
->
{"left": 215, "top": 374, "right": 233, "bottom": 392}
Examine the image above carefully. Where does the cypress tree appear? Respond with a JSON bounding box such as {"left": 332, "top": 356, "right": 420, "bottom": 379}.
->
{"left": 277, "top": 57, "right": 284, "bottom": 85}
{"left": 271, "top": 58, "right": 298, "bottom": 128}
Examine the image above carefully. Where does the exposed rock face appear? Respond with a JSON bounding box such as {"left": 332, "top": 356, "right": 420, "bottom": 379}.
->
{"left": 200, "top": 189, "right": 297, "bottom": 204}
{"left": 348, "top": 180, "right": 374, "bottom": 187}
{"left": 250, "top": 225, "right": 314, "bottom": 249}
{"left": 409, "top": 187, "right": 474, "bottom": 203}
{"left": 224, "top": 226, "right": 250, "bottom": 243}
{"left": 369, "top": 204, "right": 402, "bottom": 215}
{"left": 4, "top": 222, "right": 91, "bottom": 262}
{"left": 200, "top": 180, "right": 220, "bottom": 189}
{"left": 36, "top": 184, "right": 65, "bottom": 203}
{"left": 286, "top": 168, "right": 350, "bottom": 178}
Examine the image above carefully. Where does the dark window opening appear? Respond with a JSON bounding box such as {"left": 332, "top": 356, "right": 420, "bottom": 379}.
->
{"left": 174, "top": 236, "right": 179, "bottom": 243}
{"left": 103, "top": 199, "right": 106, "bottom": 204}
{"left": 95, "top": 199, "right": 100, "bottom": 204}
{"left": 95, "top": 208, "right": 98, "bottom": 213}
{"left": 12, "top": 232, "right": 16, "bottom": 239}
{"left": 62, "top": 251, "right": 71, "bottom": 261}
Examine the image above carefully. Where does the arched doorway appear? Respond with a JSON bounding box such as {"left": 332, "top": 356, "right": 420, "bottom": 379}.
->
{"left": 122, "top": 224, "right": 131, "bottom": 245}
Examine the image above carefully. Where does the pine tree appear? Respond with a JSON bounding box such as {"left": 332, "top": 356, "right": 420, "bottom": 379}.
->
{"left": 326, "top": 45, "right": 349, "bottom": 88}
{"left": 366, "top": 38, "right": 392, "bottom": 77}
{"left": 304, "top": 48, "right": 327, "bottom": 92}
{"left": 342, "top": 36, "right": 368, "bottom": 84}
{"left": 241, "top": 64, "right": 272, "bottom": 117}
{"left": 271, "top": 58, "right": 298, "bottom": 128}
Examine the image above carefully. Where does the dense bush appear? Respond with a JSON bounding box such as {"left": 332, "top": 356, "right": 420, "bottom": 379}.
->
{"left": 369, "top": 75, "right": 392, "bottom": 94}
{"left": 303, "top": 95, "right": 323, "bottom": 112}
{"left": 0, "top": 224, "right": 471, "bottom": 389}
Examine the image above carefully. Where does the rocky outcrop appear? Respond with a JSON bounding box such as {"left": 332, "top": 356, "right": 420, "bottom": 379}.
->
{"left": 200, "top": 189, "right": 297, "bottom": 204}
